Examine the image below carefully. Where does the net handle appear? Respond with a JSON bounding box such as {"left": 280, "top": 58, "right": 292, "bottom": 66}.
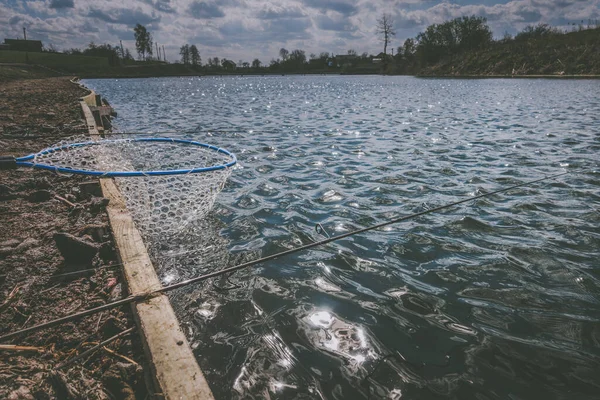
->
{"left": 14, "top": 137, "right": 237, "bottom": 177}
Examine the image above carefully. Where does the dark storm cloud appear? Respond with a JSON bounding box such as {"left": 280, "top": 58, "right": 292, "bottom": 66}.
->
{"left": 188, "top": 1, "right": 225, "bottom": 19}
{"left": 88, "top": 7, "right": 160, "bottom": 25}
{"left": 300, "top": 0, "right": 358, "bottom": 16}
{"left": 49, "top": 0, "right": 74, "bottom": 9}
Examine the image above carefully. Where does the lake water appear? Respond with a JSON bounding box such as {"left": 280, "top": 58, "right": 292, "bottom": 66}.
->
{"left": 83, "top": 76, "right": 600, "bottom": 399}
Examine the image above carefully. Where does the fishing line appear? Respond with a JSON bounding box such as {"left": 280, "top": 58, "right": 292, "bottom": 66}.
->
{"left": 0, "top": 170, "right": 570, "bottom": 342}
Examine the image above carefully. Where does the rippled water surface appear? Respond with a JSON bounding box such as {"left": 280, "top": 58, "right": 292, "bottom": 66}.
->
{"left": 83, "top": 76, "right": 600, "bottom": 399}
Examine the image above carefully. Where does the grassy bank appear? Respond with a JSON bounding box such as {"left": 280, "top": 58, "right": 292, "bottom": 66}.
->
{"left": 406, "top": 26, "right": 600, "bottom": 77}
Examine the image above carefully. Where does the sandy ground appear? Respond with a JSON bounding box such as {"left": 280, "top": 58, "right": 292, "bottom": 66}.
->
{"left": 0, "top": 76, "right": 148, "bottom": 399}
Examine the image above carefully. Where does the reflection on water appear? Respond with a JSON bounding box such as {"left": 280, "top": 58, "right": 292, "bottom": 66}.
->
{"left": 83, "top": 76, "right": 600, "bottom": 399}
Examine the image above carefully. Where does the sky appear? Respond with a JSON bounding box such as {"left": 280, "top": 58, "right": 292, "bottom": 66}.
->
{"left": 1, "top": 0, "right": 598, "bottom": 63}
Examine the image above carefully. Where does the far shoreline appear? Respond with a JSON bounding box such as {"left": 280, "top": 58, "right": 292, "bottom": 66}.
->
{"left": 78, "top": 72, "right": 600, "bottom": 80}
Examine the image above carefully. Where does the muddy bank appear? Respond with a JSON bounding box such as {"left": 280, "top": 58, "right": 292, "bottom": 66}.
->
{"left": 0, "top": 77, "right": 148, "bottom": 399}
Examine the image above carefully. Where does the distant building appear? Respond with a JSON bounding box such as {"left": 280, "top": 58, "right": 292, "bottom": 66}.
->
{"left": 372, "top": 58, "right": 382, "bottom": 64}
{"left": 221, "top": 59, "right": 236, "bottom": 70}
{"left": 3, "top": 39, "right": 43, "bottom": 52}
{"left": 334, "top": 54, "right": 357, "bottom": 67}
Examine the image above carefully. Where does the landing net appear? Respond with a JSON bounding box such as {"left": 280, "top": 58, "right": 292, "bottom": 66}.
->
{"left": 28, "top": 137, "right": 236, "bottom": 238}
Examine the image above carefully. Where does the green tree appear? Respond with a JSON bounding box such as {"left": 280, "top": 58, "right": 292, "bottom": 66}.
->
{"left": 179, "top": 44, "right": 190, "bottom": 64}
{"left": 189, "top": 44, "right": 201, "bottom": 66}
{"left": 82, "top": 42, "right": 120, "bottom": 66}
{"left": 279, "top": 48, "right": 289, "bottom": 61}
{"left": 289, "top": 49, "right": 306, "bottom": 63}
{"left": 252, "top": 58, "right": 262, "bottom": 68}
{"left": 415, "top": 16, "right": 492, "bottom": 64}
{"left": 133, "top": 24, "right": 153, "bottom": 60}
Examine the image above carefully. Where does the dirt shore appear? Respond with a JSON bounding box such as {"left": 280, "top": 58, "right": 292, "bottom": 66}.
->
{"left": 0, "top": 77, "right": 148, "bottom": 399}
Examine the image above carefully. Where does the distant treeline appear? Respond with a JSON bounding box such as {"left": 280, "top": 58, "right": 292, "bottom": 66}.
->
{"left": 392, "top": 16, "right": 600, "bottom": 76}
{"left": 64, "top": 43, "right": 134, "bottom": 66}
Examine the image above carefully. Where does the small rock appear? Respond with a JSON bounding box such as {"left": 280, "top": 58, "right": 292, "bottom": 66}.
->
{"left": 100, "top": 316, "right": 122, "bottom": 339}
{"left": 28, "top": 190, "right": 52, "bottom": 203}
{"left": 116, "top": 362, "right": 139, "bottom": 381}
{"left": 80, "top": 224, "right": 108, "bottom": 242}
{"left": 34, "top": 177, "right": 52, "bottom": 189}
{"left": 7, "top": 385, "right": 33, "bottom": 400}
{"left": 53, "top": 232, "right": 99, "bottom": 265}
{"left": 44, "top": 112, "right": 56, "bottom": 119}
{"left": 177, "top": 340, "right": 184, "bottom": 346}
{"left": 89, "top": 197, "right": 110, "bottom": 213}
{"left": 78, "top": 181, "right": 102, "bottom": 197}
{"left": 102, "top": 364, "right": 135, "bottom": 400}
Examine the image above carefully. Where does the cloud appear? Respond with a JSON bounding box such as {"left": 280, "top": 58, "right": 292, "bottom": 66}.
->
{"left": 143, "top": 0, "right": 176, "bottom": 14}
{"left": 314, "top": 14, "right": 360, "bottom": 38}
{"left": 257, "top": 6, "right": 306, "bottom": 20}
{"left": 300, "top": 0, "right": 359, "bottom": 16}
{"left": 188, "top": 1, "right": 225, "bottom": 19}
{"left": 88, "top": 7, "right": 160, "bottom": 26}
{"left": 266, "top": 17, "right": 313, "bottom": 39}
{"left": 49, "top": 0, "right": 74, "bottom": 9}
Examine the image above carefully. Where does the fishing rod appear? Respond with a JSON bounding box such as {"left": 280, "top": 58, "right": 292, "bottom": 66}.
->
{"left": 0, "top": 171, "right": 569, "bottom": 342}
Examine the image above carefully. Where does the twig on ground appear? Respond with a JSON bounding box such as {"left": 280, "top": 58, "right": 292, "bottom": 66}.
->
{"left": 102, "top": 346, "right": 139, "bottom": 367}
{"left": 54, "top": 194, "right": 76, "bottom": 208}
{"left": 21, "top": 315, "right": 32, "bottom": 328}
{"left": 55, "top": 327, "right": 134, "bottom": 370}
{"left": 95, "top": 312, "right": 103, "bottom": 333}
{"left": 0, "top": 344, "right": 44, "bottom": 353}
{"left": 40, "top": 283, "right": 61, "bottom": 294}
{"left": 0, "top": 285, "right": 21, "bottom": 312}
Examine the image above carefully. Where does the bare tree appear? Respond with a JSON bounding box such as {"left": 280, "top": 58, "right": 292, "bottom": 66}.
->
{"left": 376, "top": 13, "right": 396, "bottom": 57}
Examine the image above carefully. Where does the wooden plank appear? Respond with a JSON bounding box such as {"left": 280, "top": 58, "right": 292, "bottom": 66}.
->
{"left": 79, "top": 94, "right": 214, "bottom": 399}
{"left": 80, "top": 100, "right": 99, "bottom": 134}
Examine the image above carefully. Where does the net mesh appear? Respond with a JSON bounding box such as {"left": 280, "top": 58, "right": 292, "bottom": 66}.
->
{"left": 32, "top": 137, "right": 234, "bottom": 239}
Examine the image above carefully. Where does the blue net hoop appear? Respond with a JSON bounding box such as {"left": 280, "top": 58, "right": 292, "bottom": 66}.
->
{"left": 15, "top": 137, "right": 237, "bottom": 177}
